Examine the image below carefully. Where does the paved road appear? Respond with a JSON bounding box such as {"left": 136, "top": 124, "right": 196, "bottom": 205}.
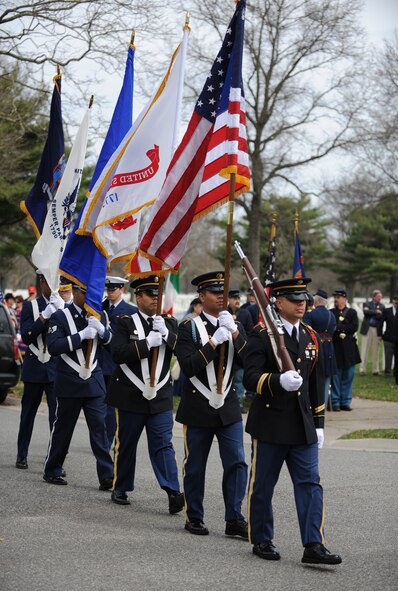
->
{"left": 1, "top": 398, "right": 397, "bottom": 591}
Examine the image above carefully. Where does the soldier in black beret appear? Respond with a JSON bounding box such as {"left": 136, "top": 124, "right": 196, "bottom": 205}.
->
{"left": 244, "top": 277, "right": 342, "bottom": 565}
{"left": 175, "top": 271, "right": 248, "bottom": 538}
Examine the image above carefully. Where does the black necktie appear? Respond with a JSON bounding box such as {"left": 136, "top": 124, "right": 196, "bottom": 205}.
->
{"left": 109, "top": 304, "right": 115, "bottom": 313}
{"left": 291, "top": 326, "right": 297, "bottom": 342}
{"left": 82, "top": 309, "right": 87, "bottom": 320}
{"left": 147, "top": 317, "right": 154, "bottom": 330}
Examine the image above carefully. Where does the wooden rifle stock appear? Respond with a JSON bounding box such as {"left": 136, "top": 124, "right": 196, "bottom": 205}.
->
{"left": 234, "top": 241, "right": 294, "bottom": 372}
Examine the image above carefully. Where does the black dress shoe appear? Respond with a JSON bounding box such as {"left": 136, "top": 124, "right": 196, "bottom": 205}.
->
{"left": 184, "top": 521, "right": 209, "bottom": 535}
{"left": 225, "top": 519, "right": 249, "bottom": 539}
{"left": 99, "top": 478, "right": 113, "bottom": 491}
{"left": 111, "top": 490, "right": 130, "bottom": 505}
{"left": 302, "top": 543, "right": 342, "bottom": 565}
{"left": 16, "top": 457, "right": 28, "bottom": 469}
{"left": 341, "top": 405, "right": 352, "bottom": 411}
{"left": 168, "top": 491, "right": 184, "bottom": 514}
{"left": 332, "top": 407, "right": 340, "bottom": 412}
{"left": 253, "top": 541, "right": 281, "bottom": 560}
{"left": 43, "top": 474, "right": 67, "bottom": 485}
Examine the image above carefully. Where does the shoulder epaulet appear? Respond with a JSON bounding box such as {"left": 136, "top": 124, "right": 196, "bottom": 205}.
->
{"left": 161, "top": 313, "right": 176, "bottom": 320}
{"left": 182, "top": 318, "right": 191, "bottom": 325}
{"left": 120, "top": 314, "right": 132, "bottom": 319}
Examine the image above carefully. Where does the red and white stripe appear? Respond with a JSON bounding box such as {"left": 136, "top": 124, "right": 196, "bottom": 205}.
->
{"left": 134, "top": 87, "right": 250, "bottom": 274}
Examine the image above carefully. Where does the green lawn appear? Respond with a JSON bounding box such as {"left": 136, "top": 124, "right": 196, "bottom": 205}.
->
{"left": 340, "top": 429, "right": 398, "bottom": 440}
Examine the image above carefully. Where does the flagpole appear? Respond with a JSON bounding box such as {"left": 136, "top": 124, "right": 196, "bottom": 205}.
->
{"left": 171, "top": 13, "right": 190, "bottom": 154}
{"left": 149, "top": 275, "right": 165, "bottom": 387}
{"left": 216, "top": 173, "right": 236, "bottom": 394}
{"left": 294, "top": 209, "right": 299, "bottom": 240}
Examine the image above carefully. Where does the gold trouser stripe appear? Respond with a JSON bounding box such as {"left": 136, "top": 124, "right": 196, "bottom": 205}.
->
{"left": 112, "top": 408, "right": 120, "bottom": 490}
{"left": 314, "top": 403, "right": 325, "bottom": 413}
{"left": 256, "top": 373, "right": 268, "bottom": 394}
{"left": 320, "top": 491, "right": 325, "bottom": 544}
{"left": 182, "top": 425, "right": 189, "bottom": 519}
{"left": 247, "top": 438, "right": 258, "bottom": 544}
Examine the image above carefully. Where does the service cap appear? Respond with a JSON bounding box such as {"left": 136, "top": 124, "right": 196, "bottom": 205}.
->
{"left": 270, "top": 277, "right": 312, "bottom": 301}
{"left": 130, "top": 275, "right": 159, "bottom": 295}
{"left": 191, "top": 271, "right": 225, "bottom": 293}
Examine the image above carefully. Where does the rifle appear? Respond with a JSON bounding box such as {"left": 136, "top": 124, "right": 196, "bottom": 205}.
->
{"left": 234, "top": 241, "right": 295, "bottom": 372}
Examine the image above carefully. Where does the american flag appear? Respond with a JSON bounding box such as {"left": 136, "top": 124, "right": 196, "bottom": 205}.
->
{"left": 264, "top": 238, "right": 276, "bottom": 286}
{"left": 130, "top": 0, "right": 250, "bottom": 275}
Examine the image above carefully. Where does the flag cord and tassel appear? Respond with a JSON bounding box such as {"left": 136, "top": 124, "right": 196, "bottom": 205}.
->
{"left": 216, "top": 173, "right": 236, "bottom": 394}
{"left": 150, "top": 275, "right": 165, "bottom": 387}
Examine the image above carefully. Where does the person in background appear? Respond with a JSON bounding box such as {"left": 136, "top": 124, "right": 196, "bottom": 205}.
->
{"left": 378, "top": 295, "right": 398, "bottom": 377}
{"left": 331, "top": 288, "right": 361, "bottom": 411}
{"left": 14, "top": 294, "right": 24, "bottom": 325}
{"left": 101, "top": 276, "right": 137, "bottom": 450}
{"left": 15, "top": 272, "right": 63, "bottom": 469}
{"left": 27, "top": 285, "right": 37, "bottom": 301}
{"left": 305, "top": 289, "right": 337, "bottom": 409}
{"left": 359, "top": 289, "right": 384, "bottom": 375}
{"left": 244, "top": 277, "right": 341, "bottom": 565}
{"left": 228, "top": 288, "right": 253, "bottom": 413}
{"left": 183, "top": 297, "right": 203, "bottom": 321}
{"left": 4, "top": 293, "right": 18, "bottom": 328}
{"left": 241, "top": 288, "right": 258, "bottom": 326}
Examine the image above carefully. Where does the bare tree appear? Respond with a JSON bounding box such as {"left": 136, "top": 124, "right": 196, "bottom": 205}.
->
{"left": 179, "top": 0, "right": 367, "bottom": 271}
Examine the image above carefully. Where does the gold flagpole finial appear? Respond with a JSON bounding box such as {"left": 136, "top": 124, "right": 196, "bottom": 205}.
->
{"left": 89, "top": 95, "right": 94, "bottom": 108}
{"left": 130, "top": 30, "right": 135, "bottom": 48}
{"left": 294, "top": 209, "right": 299, "bottom": 236}
{"left": 184, "top": 12, "right": 191, "bottom": 30}
{"left": 57, "top": 65, "right": 61, "bottom": 76}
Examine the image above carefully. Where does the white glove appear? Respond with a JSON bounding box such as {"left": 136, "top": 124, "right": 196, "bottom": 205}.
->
{"left": 218, "top": 310, "right": 237, "bottom": 333}
{"left": 41, "top": 303, "right": 57, "bottom": 320}
{"left": 210, "top": 326, "right": 230, "bottom": 347}
{"left": 78, "top": 326, "right": 97, "bottom": 341}
{"left": 280, "top": 370, "right": 303, "bottom": 391}
{"left": 50, "top": 292, "right": 65, "bottom": 310}
{"left": 88, "top": 316, "right": 105, "bottom": 337}
{"left": 316, "top": 428, "right": 324, "bottom": 449}
{"left": 152, "top": 315, "right": 168, "bottom": 339}
{"left": 146, "top": 331, "right": 163, "bottom": 349}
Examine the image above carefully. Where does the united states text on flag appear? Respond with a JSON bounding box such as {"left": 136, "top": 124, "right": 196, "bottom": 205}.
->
{"left": 132, "top": 0, "right": 250, "bottom": 275}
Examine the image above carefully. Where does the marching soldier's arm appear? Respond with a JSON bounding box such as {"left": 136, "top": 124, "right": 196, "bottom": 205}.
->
{"left": 162, "top": 316, "right": 178, "bottom": 352}
{"left": 309, "top": 333, "right": 325, "bottom": 429}
{"left": 20, "top": 301, "right": 47, "bottom": 345}
{"left": 47, "top": 312, "right": 82, "bottom": 355}
{"left": 243, "top": 327, "right": 285, "bottom": 403}
{"left": 232, "top": 320, "right": 247, "bottom": 360}
{"left": 175, "top": 320, "right": 217, "bottom": 378}
{"left": 98, "top": 311, "right": 112, "bottom": 345}
{"left": 111, "top": 316, "right": 150, "bottom": 364}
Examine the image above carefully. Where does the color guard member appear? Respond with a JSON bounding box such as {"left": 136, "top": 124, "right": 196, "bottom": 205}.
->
{"left": 244, "top": 278, "right": 342, "bottom": 565}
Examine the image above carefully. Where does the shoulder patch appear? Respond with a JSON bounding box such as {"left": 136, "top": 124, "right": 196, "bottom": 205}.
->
{"left": 48, "top": 325, "right": 57, "bottom": 334}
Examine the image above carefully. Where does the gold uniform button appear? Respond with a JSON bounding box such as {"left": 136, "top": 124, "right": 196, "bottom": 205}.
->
{"left": 192, "top": 390, "right": 196, "bottom": 393}
{"left": 297, "top": 369, "right": 301, "bottom": 374}
{"left": 298, "top": 391, "right": 301, "bottom": 396}
{"left": 297, "top": 357, "right": 301, "bottom": 363}
{"left": 266, "top": 404, "right": 270, "bottom": 408}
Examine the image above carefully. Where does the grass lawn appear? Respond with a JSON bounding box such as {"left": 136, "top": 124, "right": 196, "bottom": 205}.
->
{"left": 340, "top": 429, "right": 398, "bottom": 440}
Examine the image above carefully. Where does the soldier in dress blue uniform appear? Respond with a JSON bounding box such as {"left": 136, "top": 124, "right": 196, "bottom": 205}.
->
{"left": 305, "top": 289, "right": 337, "bottom": 408}
{"left": 106, "top": 275, "right": 184, "bottom": 513}
{"left": 15, "top": 272, "right": 64, "bottom": 469}
{"left": 244, "top": 278, "right": 342, "bottom": 565}
{"left": 101, "top": 276, "right": 137, "bottom": 449}
{"left": 43, "top": 283, "right": 114, "bottom": 489}
{"left": 175, "top": 271, "right": 248, "bottom": 538}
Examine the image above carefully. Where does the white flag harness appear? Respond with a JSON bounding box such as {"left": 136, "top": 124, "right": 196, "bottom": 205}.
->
{"left": 120, "top": 313, "right": 170, "bottom": 400}
{"left": 29, "top": 299, "right": 51, "bottom": 364}
{"left": 189, "top": 316, "right": 234, "bottom": 410}
{"left": 60, "top": 308, "right": 98, "bottom": 380}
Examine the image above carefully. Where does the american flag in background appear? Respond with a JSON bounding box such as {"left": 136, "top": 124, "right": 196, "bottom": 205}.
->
{"left": 0, "top": 286, "right": 5, "bottom": 304}
{"left": 264, "top": 238, "right": 276, "bottom": 286}
{"left": 131, "top": 0, "right": 250, "bottom": 275}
